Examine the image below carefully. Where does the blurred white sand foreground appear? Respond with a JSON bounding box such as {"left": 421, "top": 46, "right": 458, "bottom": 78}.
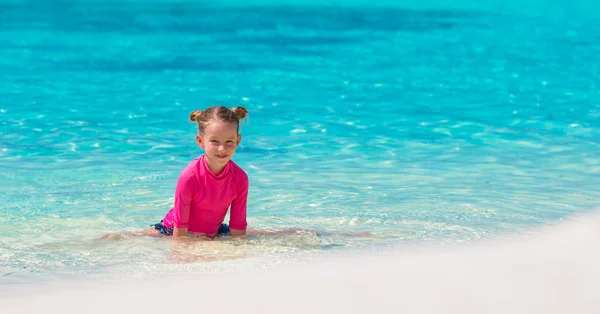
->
{"left": 3, "top": 210, "right": 599, "bottom": 314}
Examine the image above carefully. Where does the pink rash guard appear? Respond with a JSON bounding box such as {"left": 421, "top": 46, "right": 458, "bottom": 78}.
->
{"left": 161, "top": 154, "right": 248, "bottom": 236}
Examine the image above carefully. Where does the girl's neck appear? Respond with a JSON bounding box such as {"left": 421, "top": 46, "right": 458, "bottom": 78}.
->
{"left": 206, "top": 159, "right": 226, "bottom": 176}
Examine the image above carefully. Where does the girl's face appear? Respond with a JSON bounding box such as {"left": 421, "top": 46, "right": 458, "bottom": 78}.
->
{"left": 196, "top": 120, "right": 242, "bottom": 173}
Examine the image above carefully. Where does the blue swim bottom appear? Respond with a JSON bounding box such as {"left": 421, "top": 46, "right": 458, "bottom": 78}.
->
{"left": 151, "top": 220, "right": 230, "bottom": 237}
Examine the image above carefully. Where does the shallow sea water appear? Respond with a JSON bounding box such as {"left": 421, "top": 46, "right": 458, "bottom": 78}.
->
{"left": 1, "top": 0, "right": 599, "bottom": 283}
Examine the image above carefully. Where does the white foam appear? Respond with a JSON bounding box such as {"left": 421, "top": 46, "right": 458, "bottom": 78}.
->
{"left": 2, "top": 210, "right": 600, "bottom": 314}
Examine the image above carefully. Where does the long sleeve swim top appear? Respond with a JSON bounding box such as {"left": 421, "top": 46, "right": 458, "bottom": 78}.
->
{"left": 161, "top": 154, "right": 248, "bottom": 236}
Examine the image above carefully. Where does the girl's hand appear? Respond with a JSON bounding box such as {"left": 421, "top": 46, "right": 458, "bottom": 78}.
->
{"left": 230, "top": 228, "right": 247, "bottom": 237}
{"left": 172, "top": 227, "right": 188, "bottom": 237}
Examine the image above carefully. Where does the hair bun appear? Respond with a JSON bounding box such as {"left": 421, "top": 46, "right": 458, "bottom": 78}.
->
{"left": 189, "top": 110, "right": 203, "bottom": 122}
{"left": 231, "top": 106, "right": 248, "bottom": 120}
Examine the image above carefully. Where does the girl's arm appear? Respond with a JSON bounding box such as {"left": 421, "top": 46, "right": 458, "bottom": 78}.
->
{"left": 229, "top": 172, "right": 249, "bottom": 237}
{"left": 171, "top": 173, "right": 196, "bottom": 238}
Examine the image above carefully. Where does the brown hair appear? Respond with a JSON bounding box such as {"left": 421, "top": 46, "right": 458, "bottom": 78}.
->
{"left": 189, "top": 106, "right": 248, "bottom": 135}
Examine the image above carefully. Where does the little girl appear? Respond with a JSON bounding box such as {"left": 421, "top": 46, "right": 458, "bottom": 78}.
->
{"left": 151, "top": 105, "right": 249, "bottom": 238}
{"left": 99, "top": 106, "right": 371, "bottom": 241}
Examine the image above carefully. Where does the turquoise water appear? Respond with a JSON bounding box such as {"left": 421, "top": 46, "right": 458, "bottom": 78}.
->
{"left": 1, "top": 0, "right": 600, "bottom": 283}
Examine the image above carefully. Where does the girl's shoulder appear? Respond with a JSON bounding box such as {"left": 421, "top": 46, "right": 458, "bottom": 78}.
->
{"left": 228, "top": 160, "right": 249, "bottom": 183}
{"left": 178, "top": 157, "right": 202, "bottom": 179}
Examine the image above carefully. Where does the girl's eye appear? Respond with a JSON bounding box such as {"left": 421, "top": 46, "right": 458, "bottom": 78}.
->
{"left": 211, "top": 140, "right": 218, "bottom": 143}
